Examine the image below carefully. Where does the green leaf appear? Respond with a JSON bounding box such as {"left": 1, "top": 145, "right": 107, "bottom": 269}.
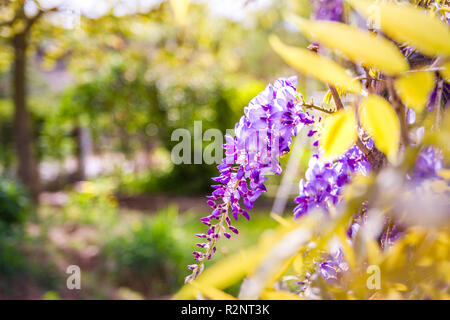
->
{"left": 348, "top": 0, "right": 450, "bottom": 57}
{"left": 261, "top": 290, "right": 303, "bottom": 300}
{"left": 269, "top": 35, "right": 362, "bottom": 93}
{"left": 321, "top": 109, "right": 357, "bottom": 160}
{"left": 288, "top": 15, "right": 408, "bottom": 75}
{"left": 394, "top": 70, "right": 435, "bottom": 113}
{"left": 173, "top": 248, "right": 262, "bottom": 299}
{"left": 359, "top": 95, "right": 400, "bottom": 163}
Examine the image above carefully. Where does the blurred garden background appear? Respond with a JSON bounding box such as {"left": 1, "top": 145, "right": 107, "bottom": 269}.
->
{"left": 0, "top": 0, "right": 320, "bottom": 299}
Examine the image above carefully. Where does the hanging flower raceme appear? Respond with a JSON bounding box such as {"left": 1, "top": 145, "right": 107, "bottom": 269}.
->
{"left": 185, "top": 76, "right": 316, "bottom": 283}
{"left": 294, "top": 146, "right": 371, "bottom": 218}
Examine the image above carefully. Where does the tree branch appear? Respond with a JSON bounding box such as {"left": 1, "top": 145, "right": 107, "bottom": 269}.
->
{"left": 24, "top": 6, "right": 58, "bottom": 34}
{"left": 386, "top": 77, "right": 408, "bottom": 146}
{"left": 306, "top": 42, "right": 387, "bottom": 171}
{"left": 328, "top": 85, "right": 344, "bottom": 110}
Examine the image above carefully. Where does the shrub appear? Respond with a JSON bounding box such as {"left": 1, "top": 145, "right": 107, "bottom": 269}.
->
{"left": 103, "top": 206, "right": 191, "bottom": 296}
{"left": 0, "top": 177, "right": 30, "bottom": 226}
{"left": 60, "top": 180, "right": 118, "bottom": 226}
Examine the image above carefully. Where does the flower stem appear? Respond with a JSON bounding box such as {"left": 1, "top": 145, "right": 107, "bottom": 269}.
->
{"left": 302, "top": 102, "right": 335, "bottom": 114}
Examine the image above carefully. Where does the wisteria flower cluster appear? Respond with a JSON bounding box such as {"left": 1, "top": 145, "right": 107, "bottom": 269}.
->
{"left": 294, "top": 146, "right": 370, "bottom": 218}
{"left": 186, "top": 76, "right": 318, "bottom": 282}
{"left": 186, "top": 75, "right": 376, "bottom": 282}
{"left": 413, "top": 146, "right": 443, "bottom": 180}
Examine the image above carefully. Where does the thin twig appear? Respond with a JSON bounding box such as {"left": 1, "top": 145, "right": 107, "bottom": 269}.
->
{"left": 386, "top": 77, "right": 409, "bottom": 146}
{"left": 328, "top": 85, "right": 344, "bottom": 110}
{"left": 434, "top": 79, "right": 444, "bottom": 130}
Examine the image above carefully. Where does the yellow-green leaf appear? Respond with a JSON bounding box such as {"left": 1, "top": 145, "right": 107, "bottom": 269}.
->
{"left": 338, "top": 228, "right": 355, "bottom": 269}
{"left": 288, "top": 15, "right": 408, "bottom": 75}
{"left": 269, "top": 35, "right": 362, "bottom": 93}
{"left": 261, "top": 290, "right": 303, "bottom": 300}
{"left": 359, "top": 95, "right": 400, "bottom": 163}
{"left": 190, "top": 283, "right": 237, "bottom": 300}
{"left": 293, "top": 252, "right": 303, "bottom": 273}
{"left": 394, "top": 71, "right": 435, "bottom": 113}
{"left": 170, "top": 0, "right": 189, "bottom": 26}
{"left": 441, "top": 61, "right": 450, "bottom": 82}
{"left": 348, "top": 0, "right": 450, "bottom": 57}
{"left": 321, "top": 109, "right": 357, "bottom": 160}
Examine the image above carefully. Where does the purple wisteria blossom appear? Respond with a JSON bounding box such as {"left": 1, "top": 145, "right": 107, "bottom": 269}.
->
{"left": 186, "top": 76, "right": 316, "bottom": 282}
{"left": 379, "top": 218, "right": 406, "bottom": 249}
{"left": 312, "top": 0, "right": 344, "bottom": 22}
{"left": 319, "top": 249, "right": 349, "bottom": 282}
{"left": 294, "top": 146, "right": 370, "bottom": 218}
{"left": 412, "top": 146, "right": 443, "bottom": 180}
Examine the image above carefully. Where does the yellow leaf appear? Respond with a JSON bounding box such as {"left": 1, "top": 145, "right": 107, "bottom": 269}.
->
{"left": 394, "top": 71, "right": 435, "bottom": 113}
{"left": 170, "top": 0, "right": 189, "bottom": 26}
{"left": 320, "top": 109, "right": 357, "bottom": 160}
{"left": 367, "top": 239, "right": 382, "bottom": 266}
{"left": 270, "top": 212, "right": 295, "bottom": 228}
{"left": 269, "top": 35, "right": 362, "bottom": 93}
{"left": 338, "top": 229, "right": 355, "bottom": 269}
{"left": 348, "top": 0, "right": 450, "bottom": 57}
{"left": 441, "top": 61, "right": 450, "bottom": 82}
{"left": 430, "top": 180, "right": 449, "bottom": 194}
{"left": 393, "top": 283, "right": 408, "bottom": 291}
{"left": 174, "top": 223, "right": 300, "bottom": 300}
{"left": 293, "top": 253, "right": 303, "bottom": 273}
{"left": 173, "top": 248, "right": 262, "bottom": 300}
{"left": 267, "top": 254, "right": 297, "bottom": 287}
{"left": 191, "top": 283, "right": 237, "bottom": 300}
{"left": 359, "top": 95, "right": 400, "bottom": 163}
{"left": 288, "top": 15, "right": 408, "bottom": 75}
{"left": 438, "top": 169, "right": 450, "bottom": 180}
{"left": 261, "top": 290, "right": 303, "bottom": 300}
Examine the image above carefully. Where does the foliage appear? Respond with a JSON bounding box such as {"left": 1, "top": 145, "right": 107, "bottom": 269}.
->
{"left": 288, "top": 14, "right": 409, "bottom": 75}
{"left": 0, "top": 177, "right": 53, "bottom": 291}
{"left": 269, "top": 35, "right": 362, "bottom": 93}
{"left": 359, "top": 95, "right": 400, "bottom": 163}
{"left": 180, "top": 0, "right": 450, "bottom": 300}
{"left": 59, "top": 180, "right": 118, "bottom": 226}
{"left": 321, "top": 109, "right": 357, "bottom": 160}
{"left": 103, "top": 206, "right": 191, "bottom": 295}
{"left": 0, "top": 177, "right": 31, "bottom": 226}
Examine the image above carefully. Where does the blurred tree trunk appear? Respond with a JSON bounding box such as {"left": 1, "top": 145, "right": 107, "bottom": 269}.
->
{"left": 12, "top": 31, "right": 40, "bottom": 203}
{"left": 74, "top": 125, "right": 93, "bottom": 180}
